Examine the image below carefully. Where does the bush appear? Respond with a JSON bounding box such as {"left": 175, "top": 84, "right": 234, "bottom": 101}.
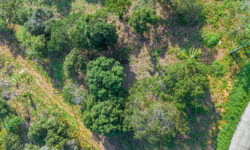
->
{"left": 25, "top": 8, "right": 54, "bottom": 36}
{"left": 203, "top": 33, "right": 220, "bottom": 48}
{"left": 13, "top": 7, "right": 32, "bottom": 25}
{"left": 85, "top": 21, "right": 118, "bottom": 51}
{"left": 16, "top": 26, "right": 46, "bottom": 58}
{"left": 2, "top": 133, "right": 22, "bottom": 150}
{"left": 127, "top": 101, "right": 188, "bottom": 145}
{"left": 211, "top": 60, "right": 226, "bottom": 77}
{"left": 0, "top": 17, "right": 8, "bottom": 33}
{"left": 129, "top": 7, "right": 158, "bottom": 33}
{"left": 47, "top": 20, "right": 70, "bottom": 53}
{"left": 83, "top": 99, "right": 126, "bottom": 136}
{"left": 69, "top": 17, "right": 88, "bottom": 49}
{"left": 28, "top": 116, "right": 70, "bottom": 148}
{"left": 86, "top": 57, "right": 125, "bottom": 101}
{"left": 3, "top": 116, "right": 25, "bottom": 135}
{"left": 0, "top": 98, "right": 12, "bottom": 121}
{"left": 105, "top": 0, "right": 132, "bottom": 18}
{"left": 63, "top": 49, "right": 88, "bottom": 79}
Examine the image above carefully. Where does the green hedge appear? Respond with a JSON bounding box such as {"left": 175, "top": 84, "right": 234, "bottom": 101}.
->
{"left": 216, "top": 61, "right": 250, "bottom": 150}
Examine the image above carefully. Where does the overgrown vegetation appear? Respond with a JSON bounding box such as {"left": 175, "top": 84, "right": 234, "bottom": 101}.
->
{"left": 0, "top": 0, "right": 249, "bottom": 149}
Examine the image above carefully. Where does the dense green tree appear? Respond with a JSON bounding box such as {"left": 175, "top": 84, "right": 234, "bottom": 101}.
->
{"left": 155, "top": 59, "right": 209, "bottom": 113}
{"left": 83, "top": 98, "right": 126, "bottom": 136}
{"left": 86, "top": 57, "right": 125, "bottom": 101}
{"left": 69, "top": 17, "right": 88, "bottom": 49}
{"left": 2, "top": 133, "right": 22, "bottom": 150}
{"left": 13, "top": 7, "right": 32, "bottom": 25}
{"left": 129, "top": 7, "right": 158, "bottom": 33}
{"left": 27, "top": 116, "right": 69, "bottom": 148}
{"left": 47, "top": 20, "right": 70, "bottom": 53}
{"left": 27, "top": 117, "right": 48, "bottom": 146}
{"left": 25, "top": 8, "right": 54, "bottom": 36}
{"left": 85, "top": 22, "right": 118, "bottom": 51}
{"left": 105, "top": 0, "right": 132, "bottom": 18}
{"left": 0, "top": 98, "right": 12, "bottom": 121}
{"left": 3, "top": 116, "right": 25, "bottom": 135}
{"left": 63, "top": 49, "right": 88, "bottom": 79}
{"left": 0, "top": 0, "right": 23, "bottom": 24}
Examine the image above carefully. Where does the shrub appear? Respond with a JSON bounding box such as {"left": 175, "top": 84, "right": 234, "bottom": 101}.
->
{"left": 25, "top": 8, "right": 54, "bottom": 36}
{"left": 16, "top": 26, "right": 46, "bottom": 58}
{"left": 211, "top": 60, "right": 226, "bottom": 77}
{"left": 85, "top": 21, "right": 118, "bottom": 51}
{"left": 85, "top": 57, "right": 125, "bottom": 101}
{"left": 69, "top": 17, "right": 88, "bottom": 49}
{"left": 105, "top": 0, "right": 132, "bottom": 18}
{"left": 47, "top": 20, "right": 70, "bottom": 53}
{"left": 83, "top": 99, "right": 126, "bottom": 136}
{"left": 3, "top": 116, "right": 25, "bottom": 135}
{"left": 203, "top": 33, "right": 220, "bottom": 48}
{"left": 129, "top": 7, "right": 158, "bottom": 33}
{"left": 2, "top": 133, "right": 22, "bottom": 150}
{"left": 13, "top": 7, "right": 32, "bottom": 25}
{"left": 0, "top": 17, "right": 7, "bottom": 33}
{"left": 63, "top": 49, "right": 88, "bottom": 79}
{"left": 0, "top": 98, "right": 12, "bottom": 121}
{"left": 127, "top": 101, "right": 188, "bottom": 145}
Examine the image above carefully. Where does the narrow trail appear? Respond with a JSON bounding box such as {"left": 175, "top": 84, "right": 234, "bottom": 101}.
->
{"left": 0, "top": 40, "right": 104, "bottom": 149}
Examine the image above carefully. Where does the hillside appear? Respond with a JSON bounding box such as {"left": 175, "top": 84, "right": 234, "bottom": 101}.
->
{"left": 0, "top": 0, "right": 249, "bottom": 150}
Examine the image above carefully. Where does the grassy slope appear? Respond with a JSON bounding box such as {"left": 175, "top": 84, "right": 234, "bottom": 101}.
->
{"left": 0, "top": 37, "right": 103, "bottom": 149}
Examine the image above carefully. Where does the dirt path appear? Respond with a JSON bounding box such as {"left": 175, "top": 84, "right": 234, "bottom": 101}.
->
{"left": 0, "top": 41, "right": 104, "bottom": 149}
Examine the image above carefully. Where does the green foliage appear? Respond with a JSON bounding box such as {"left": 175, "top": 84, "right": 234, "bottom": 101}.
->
{"left": 2, "top": 133, "right": 22, "bottom": 150}
{"left": 16, "top": 26, "right": 46, "bottom": 58}
{"left": 83, "top": 98, "right": 126, "bottom": 136}
{"left": 3, "top": 116, "right": 24, "bottom": 135}
{"left": 157, "top": 59, "right": 209, "bottom": 113}
{"left": 69, "top": 17, "right": 88, "bottom": 49}
{"left": 24, "top": 144, "right": 40, "bottom": 150}
{"left": 211, "top": 60, "right": 226, "bottom": 77}
{"left": 216, "top": 61, "right": 250, "bottom": 150}
{"left": 85, "top": 21, "right": 118, "bottom": 51}
{"left": 129, "top": 7, "right": 158, "bottom": 33}
{"left": 105, "top": 0, "right": 132, "bottom": 18}
{"left": 0, "top": 98, "right": 12, "bottom": 121}
{"left": 0, "top": 17, "right": 8, "bottom": 33}
{"left": 63, "top": 49, "right": 88, "bottom": 79}
{"left": 13, "top": 7, "right": 32, "bottom": 25}
{"left": 47, "top": 20, "right": 70, "bottom": 53}
{"left": 203, "top": 33, "right": 220, "bottom": 48}
{"left": 25, "top": 8, "right": 54, "bottom": 36}
{"left": 127, "top": 100, "right": 188, "bottom": 145}
{"left": 27, "top": 116, "right": 69, "bottom": 148}
{"left": 86, "top": 57, "right": 125, "bottom": 101}
{"left": 0, "top": 0, "right": 23, "bottom": 24}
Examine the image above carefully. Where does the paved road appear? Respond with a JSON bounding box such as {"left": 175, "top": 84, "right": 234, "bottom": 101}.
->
{"left": 229, "top": 102, "right": 250, "bottom": 150}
